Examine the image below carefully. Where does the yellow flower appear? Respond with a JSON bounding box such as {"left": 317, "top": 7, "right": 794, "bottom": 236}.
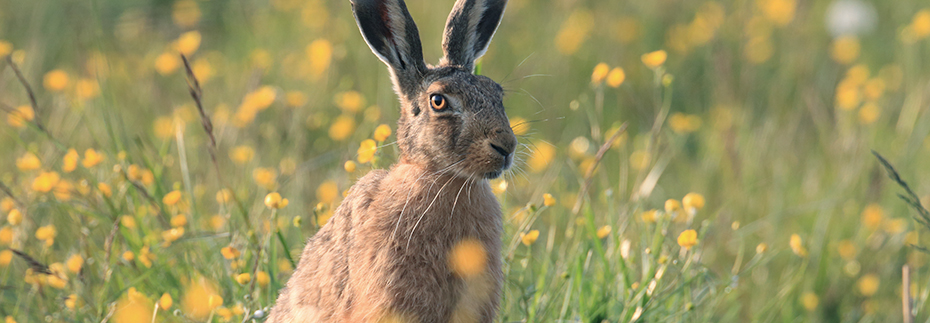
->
{"left": 857, "top": 274, "right": 880, "bottom": 296}
{"left": 858, "top": 102, "right": 879, "bottom": 125}
{"left": 448, "top": 239, "right": 487, "bottom": 278}
{"left": 159, "top": 293, "right": 173, "bottom": 310}
{"left": 0, "top": 198, "right": 12, "bottom": 213}
{"left": 122, "top": 251, "right": 135, "bottom": 261}
{"left": 264, "top": 192, "right": 289, "bottom": 209}
{"left": 543, "top": 193, "right": 556, "bottom": 207}
{"left": 596, "top": 225, "right": 612, "bottom": 239}
{"left": 210, "top": 215, "right": 226, "bottom": 231}
{"left": 641, "top": 50, "right": 667, "bottom": 69}
{"left": 235, "top": 273, "right": 251, "bottom": 285}
{"left": 162, "top": 227, "right": 185, "bottom": 245}
{"left": 67, "top": 254, "right": 84, "bottom": 273}
{"left": 171, "top": 214, "right": 188, "bottom": 227}
{"left": 883, "top": 218, "right": 907, "bottom": 234}
{"left": 912, "top": 9, "right": 930, "bottom": 38}
{"left": 830, "top": 36, "right": 860, "bottom": 65}
{"left": 182, "top": 277, "right": 220, "bottom": 320}
{"left": 32, "top": 171, "right": 61, "bottom": 193}
{"left": 755, "top": 243, "right": 768, "bottom": 254}
{"left": 229, "top": 146, "right": 255, "bottom": 164}
{"left": 16, "top": 152, "right": 41, "bottom": 171}
{"left": 175, "top": 31, "right": 201, "bottom": 56}
{"left": 0, "top": 40, "right": 10, "bottom": 57}
{"left": 82, "top": 148, "right": 105, "bottom": 168}
{"left": 554, "top": 10, "right": 594, "bottom": 55}
{"left": 682, "top": 193, "right": 705, "bottom": 212}
{"left": 344, "top": 160, "right": 357, "bottom": 173}
{"left": 665, "top": 199, "right": 682, "bottom": 215}
{"left": 374, "top": 124, "right": 392, "bottom": 142}
{"left": 0, "top": 250, "right": 12, "bottom": 267}
{"left": 677, "top": 229, "right": 698, "bottom": 249}
{"left": 113, "top": 288, "right": 154, "bottom": 323}
{"left": 253, "top": 167, "right": 278, "bottom": 190}
{"left": 668, "top": 113, "right": 702, "bottom": 133}
{"left": 216, "top": 189, "right": 233, "bottom": 204}
{"left": 6, "top": 105, "right": 34, "bottom": 128}
{"left": 62, "top": 149, "right": 79, "bottom": 173}
{"left": 335, "top": 91, "right": 366, "bottom": 113}
{"left": 591, "top": 63, "right": 610, "bottom": 85}
{"left": 837, "top": 240, "right": 857, "bottom": 260}
{"left": 629, "top": 150, "right": 651, "bottom": 170}
{"left": 286, "top": 91, "right": 307, "bottom": 107}
{"left": 306, "top": 39, "right": 333, "bottom": 79}
{"left": 0, "top": 226, "right": 13, "bottom": 245}
{"left": 221, "top": 246, "right": 240, "bottom": 260}
{"left": 528, "top": 142, "right": 555, "bottom": 173}
{"left": 97, "top": 182, "right": 112, "bottom": 198}
{"left": 153, "top": 116, "right": 176, "bottom": 139}
{"left": 520, "top": 230, "right": 540, "bottom": 246}
{"left": 863, "top": 78, "right": 885, "bottom": 100}
{"left": 761, "top": 0, "right": 796, "bottom": 26}
{"left": 65, "top": 293, "right": 81, "bottom": 309}
{"left": 861, "top": 204, "right": 883, "bottom": 230}
{"left": 606, "top": 67, "right": 625, "bottom": 88}
{"left": 789, "top": 234, "right": 807, "bottom": 257}
{"left": 172, "top": 0, "right": 201, "bottom": 27}
{"left": 256, "top": 271, "right": 270, "bottom": 287}
{"left": 316, "top": 180, "right": 339, "bottom": 204}
{"left": 357, "top": 139, "right": 378, "bottom": 164}
{"left": 75, "top": 78, "right": 100, "bottom": 100}
{"left": 43, "top": 69, "right": 70, "bottom": 92}
{"left": 800, "top": 292, "right": 818, "bottom": 311}
{"left": 329, "top": 115, "right": 356, "bottom": 141}
{"left": 7, "top": 209, "right": 22, "bottom": 225}
{"left": 163, "top": 190, "right": 182, "bottom": 206}
{"left": 641, "top": 209, "right": 658, "bottom": 223}
{"left": 510, "top": 117, "right": 529, "bottom": 136}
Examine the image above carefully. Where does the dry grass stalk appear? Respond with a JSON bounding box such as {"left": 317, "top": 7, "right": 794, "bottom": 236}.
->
{"left": 572, "top": 122, "right": 628, "bottom": 214}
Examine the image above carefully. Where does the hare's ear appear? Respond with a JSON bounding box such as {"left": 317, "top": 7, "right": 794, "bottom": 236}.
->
{"left": 440, "top": 0, "right": 508, "bottom": 72}
{"left": 351, "top": 0, "right": 427, "bottom": 98}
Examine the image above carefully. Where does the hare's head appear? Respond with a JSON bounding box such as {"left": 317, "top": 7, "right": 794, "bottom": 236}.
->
{"left": 351, "top": 0, "right": 515, "bottom": 179}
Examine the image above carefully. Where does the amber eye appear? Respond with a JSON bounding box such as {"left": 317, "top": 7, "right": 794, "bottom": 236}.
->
{"left": 430, "top": 94, "right": 447, "bottom": 111}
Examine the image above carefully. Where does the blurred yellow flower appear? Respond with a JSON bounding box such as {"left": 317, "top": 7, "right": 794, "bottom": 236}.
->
{"left": 789, "top": 234, "right": 807, "bottom": 257}
{"left": 800, "top": 292, "right": 818, "bottom": 311}
{"left": 591, "top": 63, "right": 609, "bottom": 85}
{"left": 43, "top": 69, "right": 69, "bottom": 92}
{"left": 36, "top": 224, "right": 57, "bottom": 243}
{"left": 344, "top": 160, "right": 357, "bottom": 173}
{"left": 32, "top": 171, "right": 61, "bottom": 193}
{"left": 253, "top": 167, "right": 278, "bottom": 190}
{"left": 264, "top": 192, "right": 289, "bottom": 209}
{"left": 0, "top": 198, "right": 12, "bottom": 213}
{"left": 857, "top": 274, "right": 880, "bottom": 296}
{"left": 159, "top": 293, "right": 173, "bottom": 310}
{"left": 641, "top": 50, "right": 667, "bottom": 69}
{"left": 665, "top": 199, "right": 682, "bottom": 215}
{"left": 172, "top": 0, "right": 201, "bottom": 28}
{"left": 306, "top": 39, "right": 333, "bottom": 79}
{"left": 358, "top": 139, "right": 378, "bottom": 164}
{"left": 543, "top": 193, "right": 556, "bottom": 207}
{"left": 760, "top": 0, "right": 796, "bottom": 26}
{"left": 374, "top": 124, "right": 392, "bottom": 142}
{"left": 744, "top": 36, "right": 773, "bottom": 64}
{"left": 162, "top": 227, "right": 185, "bottom": 245}
{"left": 861, "top": 203, "right": 883, "bottom": 230}
{"left": 520, "top": 230, "right": 540, "bottom": 246}
{"left": 449, "top": 239, "right": 487, "bottom": 278}
{"left": 0, "top": 250, "right": 12, "bottom": 267}
{"left": 6, "top": 105, "right": 34, "bottom": 128}
{"left": 830, "top": 36, "right": 860, "bottom": 65}
{"left": 163, "top": 190, "right": 182, "bottom": 206}
{"left": 596, "top": 225, "right": 612, "bottom": 239}
{"left": 682, "top": 193, "right": 705, "bottom": 212}
{"left": 235, "top": 273, "right": 251, "bottom": 285}
{"left": 0, "top": 40, "right": 10, "bottom": 57}
{"left": 16, "top": 152, "right": 41, "bottom": 171}
{"left": 0, "top": 227, "right": 12, "bottom": 245}
{"left": 286, "top": 91, "right": 307, "bottom": 108}
{"left": 835, "top": 83, "right": 860, "bottom": 110}
{"left": 171, "top": 214, "right": 188, "bottom": 227}
{"left": 75, "top": 78, "right": 100, "bottom": 100}
{"left": 510, "top": 117, "right": 529, "bottom": 136}
{"left": 883, "top": 218, "right": 907, "bottom": 234}
{"left": 121, "top": 215, "right": 136, "bottom": 229}
{"left": 82, "top": 148, "right": 105, "bottom": 168}
{"left": 66, "top": 254, "right": 83, "bottom": 273}
{"left": 153, "top": 116, "right": 176, "bottom": 139}
{"left": 113, "top": 287, "right": 153, "bottom": 323}
{"left": 863, "top": 78, "right": 885, "bottom": 100}
{"left": 221, "top": 246, "right": 240, "bottom": 260}
{"left": 210, "top": 215, "right": 225, "bottom": 231}
{"left": 316, "top": 180, "right": 339, "bottom": 204}
{"left": 257, "top": 271, "right": 270, "bottom": 287}
{"left": 837, "top": 240, "right": 857, "bottom": 260}
{"left": 756, "top": 242, "right": 768, "bottom": 254}
{"left": 606, "top": 67, "right": 625, "bottom": 88}
{"left": 65, "top": 294, "right": 81, "bottom": 309}
{"left": 677, "top": 229, "right": 698, "bottom": 249}
{"left": 191, "top": 58, "right": 214, "bottom": 83}
{"left": 641, "top": 209, "right": 658, "bottom": 223}
{"left": 629, "top": 150, "right": 651, "bottom": 170}
{"left": 176, "top": 31, "right": 201, "bottom": 56}
{"left": 122, "top": 251, "right": 135, "bottom": 261}
{"left": 858, "top": 102, "right": 879, "bottom": 125}
{"left": 329, "top": 115, "right": 357, "bottom": 141}
{"left": 62, "top": 149, "right": 78, "bottom": 173}
{"left": 7, "top": 209, "right": 22, "bottom": 225}
{"left": 229, "top": 145, "right": 255, "bottom": 164}
{"left": 155, "top": 52, "right": 180, "bottom": 75}
{"left": 183, "top": 277, "right": 221, "bottom": 320}
{"left": 912, "top": 9, "right": 930, "bottom": 38}
{"left": 668, "top": 113, "right": 702, "bottom": 134}
{"left": 97, "top": 182, "right": 112, "bottom": 198}
{"left": 528, "top": 142, "right": 555, "bottom": 173}
{"left": 335, "top": 91, "right": 366, "bottom": 113}
{"left": 555, "top": 10, "right": 594, "bottom": 55}
{"left": 216, "top": 189, "right": 233, "bottom": 204}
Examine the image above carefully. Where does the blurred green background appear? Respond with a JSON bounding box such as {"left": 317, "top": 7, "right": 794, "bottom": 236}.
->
{"left": 2, "top": 0, "right": 930, "bottom": 321}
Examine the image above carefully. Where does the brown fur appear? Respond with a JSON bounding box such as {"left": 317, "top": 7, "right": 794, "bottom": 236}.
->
{"left": 268, "top": 0, "right": 513, "bottom": 321}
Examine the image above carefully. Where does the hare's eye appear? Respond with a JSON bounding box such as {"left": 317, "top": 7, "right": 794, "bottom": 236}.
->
{"left": 430, "top": 94, "right": 447, "bottom": 111}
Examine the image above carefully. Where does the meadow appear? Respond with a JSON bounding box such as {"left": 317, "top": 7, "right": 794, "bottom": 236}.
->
{"left": 1, "top": 0, "right": 930, "bottom": 321}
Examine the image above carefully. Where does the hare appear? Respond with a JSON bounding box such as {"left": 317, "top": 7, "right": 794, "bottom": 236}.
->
{"left": 267, "top": 0, "right": 514, "bottom": 321}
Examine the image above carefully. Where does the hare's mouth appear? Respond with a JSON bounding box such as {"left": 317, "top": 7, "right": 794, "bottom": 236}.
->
{"left": 484, "top": 170, "right": 503, "bottom": 179}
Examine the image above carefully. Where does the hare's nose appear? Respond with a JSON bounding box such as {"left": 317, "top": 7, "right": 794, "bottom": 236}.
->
{"left": 490, "top": 143, "right": 511, "bottom": 157}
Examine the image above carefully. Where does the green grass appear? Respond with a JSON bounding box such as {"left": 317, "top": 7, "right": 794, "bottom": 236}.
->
{"left": 2, "top": 0, "right": 930, "bottom": 321}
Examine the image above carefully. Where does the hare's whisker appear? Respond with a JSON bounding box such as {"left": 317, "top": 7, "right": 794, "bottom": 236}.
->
{"left": 391, "top": 158, "right": 465, "bottom": 242}
{"left": 406, "top": 174, "right": 457, "bottom": 250}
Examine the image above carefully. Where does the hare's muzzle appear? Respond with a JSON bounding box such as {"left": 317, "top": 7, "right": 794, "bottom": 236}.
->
{"left": 484, "top": 127, "right": 516, "bottom": 179}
